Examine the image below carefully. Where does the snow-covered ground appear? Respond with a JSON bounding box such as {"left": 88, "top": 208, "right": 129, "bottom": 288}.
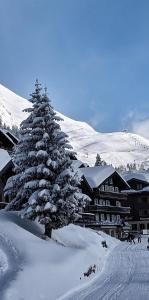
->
{"left": 62, "top": 236, "right": 149, "bottom": 300}
{"left": 1, "top": 83, "right": 149, "bottom": 167}
{"left": 0, "top": 211, "right": 119, "bottom": 300}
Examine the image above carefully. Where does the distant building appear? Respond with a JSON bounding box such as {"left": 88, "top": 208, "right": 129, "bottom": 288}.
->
{"left": 78, "top": 165, "right": 130, "bottom": 238}
{"left": 123, "top": 171, "right": 149, "bottom": 232}
{"left": 0, "top": 149, "right": 14, "bottom": 207}
{"left": 71, "top": 159, "right": 89, "bottom": 171}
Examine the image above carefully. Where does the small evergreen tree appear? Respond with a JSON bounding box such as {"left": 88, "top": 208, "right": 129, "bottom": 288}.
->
{"left": 5, "top": 80, "right": 90, "bottom": 237}
{"left": 95, "top": 153, "right": 106, "bottom": 166}
{"left": 139, "top": 162, "right": 145, "bottom": 171}
{"left": 115, "top": 165, "right": 127, "bottom": 173}
{"left": 127, "top": 161, "right": 137, "bottom": 172}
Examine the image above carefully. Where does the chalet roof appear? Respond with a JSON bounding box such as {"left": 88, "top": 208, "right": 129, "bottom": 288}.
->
{"left": 79, "top": 165, "right": 129, "bottom": 189}
{"left": 71, "top": 159, "right": 89, "bottom": 170}
{"left": 123, "top": 171, "right": 149, "bottom": 184}
{"left": 0, "top": 148, "right": 11, "bottom": 173}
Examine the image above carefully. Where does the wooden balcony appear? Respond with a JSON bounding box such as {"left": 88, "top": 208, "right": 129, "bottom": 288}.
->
{"left": 85, "top": 204, "right": 130, "bottom": 214}
{"left": 77, "top": 219, "right": 124, "bottom": 227}
{"left": 97, "top": 191, "right": 128, "bottom": 200}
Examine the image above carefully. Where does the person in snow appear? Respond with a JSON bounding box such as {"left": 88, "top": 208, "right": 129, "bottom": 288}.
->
{"left": 138, "top": 233, "right": 141, "bottom": 243}
{"left": 131, "top": 234, "right": 135, "bottom": 244}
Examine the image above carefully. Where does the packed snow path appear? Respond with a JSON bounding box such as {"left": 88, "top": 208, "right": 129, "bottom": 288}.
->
{"left": 63, "top": 237, "right": 149, "bottom": 300}
{"left": 0, "top": 233, "right": 23, "bottom": 299}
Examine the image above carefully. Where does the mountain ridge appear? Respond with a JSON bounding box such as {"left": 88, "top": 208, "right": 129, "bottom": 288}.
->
{"left": 0, "top": 83, "right": 149, "bottom": 167}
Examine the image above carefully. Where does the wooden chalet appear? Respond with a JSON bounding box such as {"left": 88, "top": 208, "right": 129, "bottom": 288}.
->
{"left": 78, "top": 165, "right": 130, "bottom": 238}
{"left": 123, "top": 172, "right": 149, "bottom": 233}
{"left": 0, "top": 148, "right": 14, "bottom": 208}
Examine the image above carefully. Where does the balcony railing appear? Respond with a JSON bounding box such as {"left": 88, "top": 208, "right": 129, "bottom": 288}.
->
{"left": 85, "top": 204, "right": 130, "bottom": 214}
{"left": 77, "top": 219, "right": 128, "bottom": 227}
{"left": 97, "top": 191, "right": 128, "bottom": 200}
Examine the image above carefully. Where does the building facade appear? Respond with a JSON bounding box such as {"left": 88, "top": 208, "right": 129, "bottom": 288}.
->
{"left": 123, "top": 172, "right": 149, "bottom": 233}
{"left": 78, "top": 166, "right": 130, "bottom": 238}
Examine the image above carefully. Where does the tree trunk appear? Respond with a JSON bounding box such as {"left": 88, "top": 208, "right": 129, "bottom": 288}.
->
{"left": 45, "top": 224, "right": 52, "bottom": 238}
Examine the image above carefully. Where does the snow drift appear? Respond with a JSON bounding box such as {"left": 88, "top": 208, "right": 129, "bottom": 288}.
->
{"left": 0, "top": 211, "right": 119, "bottom": 300}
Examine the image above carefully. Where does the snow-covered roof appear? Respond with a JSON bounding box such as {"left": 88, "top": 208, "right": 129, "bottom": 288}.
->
{"left": 123, "top": 171, "right": 149, "bottom": 183}
{"left": 0, "top": 148, "right": 11, "bottom": 172}
{"left": 71, "top": 159, "right": 88, "bottom": 170}
{"left": 79, "top": 165, "right": 130, "bottom": 189}
{"left": 78, "top": 165, "right": 114, "bottom": 189}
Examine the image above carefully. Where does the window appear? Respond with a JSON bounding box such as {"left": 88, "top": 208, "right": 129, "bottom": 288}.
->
{"left": 104, "top": 185, "right": 108, "bottom": 192}
{"left": 116, "top": 201, "right": 121, "bottom": 207}
{"left": 100, "top": 214, "right": 105, "bottom": 221}
{"left": 109, "top": 186, "right": 114, "bottom": 192}
{"left": 137, "top": 184, "right": 142, "bottom": 190}
{"left": 115, "top": 187, "right": 119, "bottom": 192}
{"left": 106, "top": 200, "right": 110, "bottom": 206}
{"left": 99, "top": 199, "right": 106, "bottom": 206}
{"left": 102, "top": 200, "right": 106, "bottom": 206}
{"left": 112, "top": 215, "right": 116, "bottom": 222}
{"left": 100, "top": 185, "right": 104, "bottom": 191}
{"left": 116, "top": 215, "right": 120, "bottom": 221}
{"left": 109, "top": 178, "right": 113, "bottom": 185}
{"left": 96, "top": 214, "right": 99, "bottom": 222}
{"left": 107, "top": 214, "right": 110, "bottom": 221}
{"left": 94, "top": 199, "right": 98, "bottom": 205}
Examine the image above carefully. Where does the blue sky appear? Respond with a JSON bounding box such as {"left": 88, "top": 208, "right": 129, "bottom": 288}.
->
{"left": 0, "top": 0, "right": 149, "bottom": 134}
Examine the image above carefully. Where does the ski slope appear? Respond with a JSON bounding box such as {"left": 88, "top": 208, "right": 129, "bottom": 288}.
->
{"left": 1, "top": 83, "right": 149, "bottom": 167}
{"left": 62, "top": 237, "right": 149, "bottom": 300}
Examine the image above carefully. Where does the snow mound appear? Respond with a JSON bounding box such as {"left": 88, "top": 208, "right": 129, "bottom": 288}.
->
{"left": 53, "top": 224, "right": 102, "bottom": 249}
{"left": 0, "top": 212, "right": 119, "bottom": 300}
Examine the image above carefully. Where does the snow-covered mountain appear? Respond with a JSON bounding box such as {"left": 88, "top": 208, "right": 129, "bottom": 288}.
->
{"left": 1, "top": 83, "right": 149, "bottom": 167}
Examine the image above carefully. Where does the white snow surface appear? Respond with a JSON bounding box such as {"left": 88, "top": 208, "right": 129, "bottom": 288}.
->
{"left": 123, "top": 170, "right": 149, "bottom": 183}
{"left": 78, "top": 165, "right": 115, "bottom": 188}
{"left": 0, "top": 211, "right": 119, "bottom": 300}
{"left": 61, "top": 236, "right": 149, "bottom": 300}
{"left": 1, "top": 83, "right": 149, "bottom": 167}
{"left": 0, "top": 84, "right": 30, "bottom": 127}
{"left": 0, "top": 149, "right": 11, "bottom": 172}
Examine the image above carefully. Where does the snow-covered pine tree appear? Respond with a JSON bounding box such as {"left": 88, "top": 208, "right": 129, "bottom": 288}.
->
{"left": 95, "top": 153, "right": 106, "bottom": 166}
{"left": 5, "top": 80, "right": 90, "bottom": 237}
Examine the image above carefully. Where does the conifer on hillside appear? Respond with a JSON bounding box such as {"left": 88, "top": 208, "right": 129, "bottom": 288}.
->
{"left": 5, "top": 80, "right": 90, "bottom": 237}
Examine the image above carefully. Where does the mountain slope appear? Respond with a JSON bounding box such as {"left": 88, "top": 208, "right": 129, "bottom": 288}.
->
{"left": 1, "top": 83, "right": 149, "bottom": 167}
{"left": 0, "top": 84, "right": 30, "bottom": 127}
